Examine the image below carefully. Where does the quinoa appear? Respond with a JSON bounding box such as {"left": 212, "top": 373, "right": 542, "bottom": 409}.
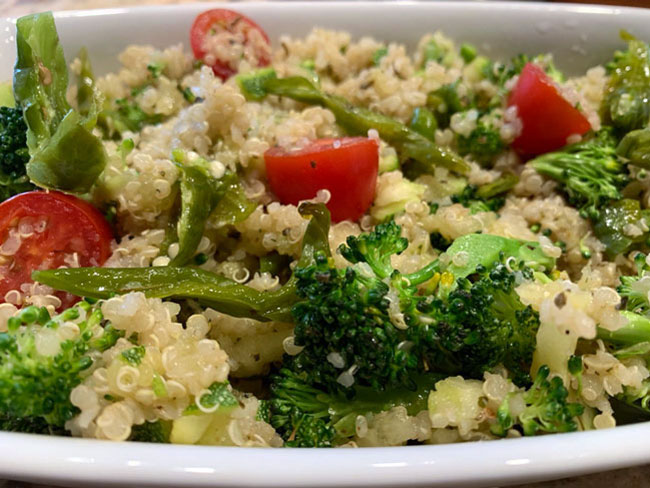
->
{"left": 3, "top": 16, "right": 647, "bottom": 449}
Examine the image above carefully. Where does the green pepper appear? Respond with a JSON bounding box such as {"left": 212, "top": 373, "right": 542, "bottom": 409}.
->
{"left": 617, "top": 127, "right": 650, "bottom": 169}
{"left": 409, "top": 107, "right": 438, "bottom": 141}
{"left": 241, "top": 71, "right": 468, "bottom": 174}
{"left": 594, "top": 198, "right": 650, "bottom": 257}
{"left": 33, "top": 203, "right": 332, "bottom": 322}
{"left": 170, "top": 165, "right": 231, "bottom": 267}
{"left": 602, "top": 31, "right": 650, "bottom": 132}
{"left": 13, "top": 12, "right": 106, "bottom": 193}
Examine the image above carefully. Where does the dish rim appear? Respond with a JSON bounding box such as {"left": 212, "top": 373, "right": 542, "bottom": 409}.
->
{"left": 2, "top": 2, "right": 650, "bottom": 487}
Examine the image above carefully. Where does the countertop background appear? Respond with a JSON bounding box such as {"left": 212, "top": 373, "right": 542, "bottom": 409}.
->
{"left": 1, "top": 0, "right": 649, "bottom": 487}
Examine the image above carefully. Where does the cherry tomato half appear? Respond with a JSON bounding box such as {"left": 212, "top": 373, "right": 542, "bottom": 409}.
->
{"left": 508, "top": 63, "right": 591, "bottom": 157}
{"left": 190, "top": 8, "right": 271, "bottom": 81}
{"left": 264, "top": 137, "right": 379, "bottom": 222}
{"left": 0, "top": 191, "right": 113, "bottom": 308}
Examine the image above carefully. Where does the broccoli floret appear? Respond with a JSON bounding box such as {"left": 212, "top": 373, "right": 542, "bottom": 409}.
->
{"left": 529, "top": 129, "right": 628, "bottom": 221}
{"left": 0, "top": 413, "right": 69, "bottom": 435}
{"left": 130, "top": 420, "right": 171, "bottom": 443}
{"left": 426, "top": 82, "right": 465, "bottom": 129}
{"left": 288, "top": 221, "right": 545, "bottom": 396}
{"left": 268, "top": 369, "right": 438, "bottom": 447}
{"left": 0, "top": 303, "right": 121, "bottom": 430}
{"left": 617, "top": 252, "right": 650, "bottom": 316}
{"left": 456, "top": 122, "right": 505, "bottom": 166}
{"left": 451, "top": 173, "right": 518, "bottom": 214}
{"left": 491, "top": 365, "right": 584, "bottom": 437}
{"left": 0, "top": 105, "right": 34, "bottom": 202}
{"left": 415, "top": 258, "right": 540, "bottom": 385}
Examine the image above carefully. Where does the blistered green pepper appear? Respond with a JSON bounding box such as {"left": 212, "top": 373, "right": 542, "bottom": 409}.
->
{"left": 240, "top": 72, "right": 468, "bottom": 174}
{"left": 617, "top": 128, "right": 650, "bottom": 169}
{"left": 594, "top": 198, "right": 650, "bottom": 257}
{"left": 602, "top": 31, "right": 650, "bottom": 132}
{"left": 13, "top": 12, "right": 106, "bottom": 193}
{"left": 33, "top": 203, "right": 332, "bottom": 322}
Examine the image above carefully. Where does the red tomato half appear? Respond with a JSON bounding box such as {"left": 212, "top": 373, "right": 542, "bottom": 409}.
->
{"left": 265, "top": 137, "right": 379, "bottom": 222}
{"left": 508, "top": 63, "right": 591, "bottom": 157}
{"left": 190, "top": 8, "right": 271, "bottom": 81}
{"left": 0, "top": 191, "right": 113, "bottom": 308}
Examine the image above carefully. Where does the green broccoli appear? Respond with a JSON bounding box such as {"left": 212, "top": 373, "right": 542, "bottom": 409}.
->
{"left": 451, "top": 173, "right": 518, "bottom": 214}
{"left": 456, "top": 122, "right": 505, "bottom": 166}
{"left": 0, "top": 105, "right": 34, "bottom": 202}
{"left": 617, "top": 252, "right": 650, "bottom": 316}
{"left": 288, "top": 222, "right": 549, "bottom": 396}
{"left": 529, "top": 129, "right": 628, "bottom": 221}
{"left": 130, "top": 420, "right": 172, "bottom": 443}
{"left": 425, "top": 81, "right": 465, "bottom": 129}
{"left": 0, "top": 302, "right": 121, "bottom": 431}
{"left": 491, "top": 365, "right": 584, "bottom": 437}
{"left": 268, "top": 369, "right": 439, "bottom": 447}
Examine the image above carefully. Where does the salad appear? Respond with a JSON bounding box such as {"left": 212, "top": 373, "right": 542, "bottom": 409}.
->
{"left": 1, "top": 8, "right": 650, "bottom": 449}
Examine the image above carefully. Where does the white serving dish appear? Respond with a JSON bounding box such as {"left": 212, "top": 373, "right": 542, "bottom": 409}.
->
{"left": 1, "top": 2, "right": 650, "bottom": 487}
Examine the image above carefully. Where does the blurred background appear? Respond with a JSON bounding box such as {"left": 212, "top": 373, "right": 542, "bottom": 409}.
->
{"left": 3, "top": 0, "right": 650, "bottom": 17}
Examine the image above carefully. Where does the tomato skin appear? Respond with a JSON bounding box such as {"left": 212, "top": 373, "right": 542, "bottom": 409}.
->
{"left": 508, "top": 63, "right": 591, "bottom": 157}
{"left": 264, "top": 137, "right": 379, "bottom": 222}
{"left": 0, "top": 191, "right": 113, "bottom": 308}
{"left": 190, "top": 8, "right": 271, "bottom": 81}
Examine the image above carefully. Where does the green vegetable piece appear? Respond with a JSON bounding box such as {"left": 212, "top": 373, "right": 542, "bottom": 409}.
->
{"left": 460, "top": 43, "right": 477, "bottom": 63}
{"left": 0, "top": 303, "right": 119, "bottom": 428}
{"left": 184, "top": 381, "right": 238, "bottom": 416}
{"left": 171, "top": 165, "right": 233, "bottom": 267}
{"left": 210, "top": 176, "right": 256, "bottom": 228}
{"left": 75, "top": 48, "right": 95, "bottom": 118}
{"left": 491, "top": 365, "right": 584, "bottom": 437}
{"left": 421, "top": 39, "right": 446, "bottom": 67}
{"left": 152, "top": 373, "right": 167, "bottom": 398}
{"left": 372, "top": 47, "right": 388, "bottom": 66}
{"left": 259, "top": 76, "right": 469, "bottom": 174}
{"left": 237, "top": 68, "right": 277, "bottom": 101}
{"left": 259, "top": 252, "right": 292, "bottom": 276}
{"left": 598, "top": 310, "right": 650, "bottom": 347}
{"left": 409, "top": 107, "right": 437, "bottom": 141}
{"left": 594, "top": 198, "right": 650, "bottom": 257}
{"left": 181, "top": 87, "right": 196, "bottom": 104}
{"left": 0, "top": 82, "right": 15, "bottom": 108}
{"left": 33, "top": 203, "right": 333, "bottom": 323}
{"left": 452, "top": 173, "right": 517, "bottom": 214}
{"left": 603, "top": 31, "right": 650, "bottom": 132}
{"left": 475, "top": 173, "right": 518, "bottom": 199}
{"left": 529, "top": 129, "right": 627, "bottom": 221}
{"left": 147, "top": 61, "right": 165, "bottom": 79}
{"left": 0, "top": 106, "right": 34, "bottom": 201}
{"left": 617, "top": 128, "right": 650, "bottom": 169}
{"left": 130, "top": 420, "right": 171, "bottom": 443}
{"left": 13, "top": 13, "right": 106, "bottom": 192}
{"left": 426, "top": 82, "right": 463, "bottom": 129}
{"left": 444, "top": 233, "right": 555, "bottom": 280}
{"left": 269, "top": 369, "right": 439, "bottom": 447}
{"left": 121, "top": 345, "right": 146, "bottom": 366}
{"left": 456, "top": 122, "right": 504, "bottom": 166}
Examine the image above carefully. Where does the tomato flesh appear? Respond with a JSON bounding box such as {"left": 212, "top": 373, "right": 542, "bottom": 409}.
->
{"left": 190, "top": 8, "right": 271, "bottom": 81}
{"left": 0, "top": 191, "right": 113, "bottom": 308}
{"left": 264, "top": 137, "right": 379, "bottom": 222}
{"left": 508, "top": 63, "right": 591, "bottom": 157}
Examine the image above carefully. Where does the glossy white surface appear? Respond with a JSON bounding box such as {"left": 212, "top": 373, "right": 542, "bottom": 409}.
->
{"left": 1, "top": 2, "right": 650, "bottom": 487}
